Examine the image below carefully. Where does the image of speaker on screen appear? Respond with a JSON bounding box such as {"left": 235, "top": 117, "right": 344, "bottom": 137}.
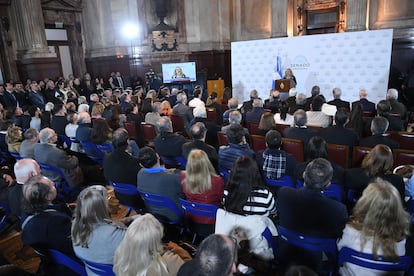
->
{"left": 171, "top": 66, "right": 188, "bottom": 79}
{"left": 283, "top": 68, "right": 297, "bottom": 88}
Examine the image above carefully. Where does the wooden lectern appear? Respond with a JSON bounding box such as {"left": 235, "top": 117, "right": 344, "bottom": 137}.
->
{"left": 275, "top": 79, "right": 291, "bottom": 92}
{"left": 207, "top": 80, "right": 224, "bottom": 100}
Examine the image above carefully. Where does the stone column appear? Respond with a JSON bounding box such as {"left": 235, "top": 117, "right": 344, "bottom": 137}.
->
{"left": 345, "top": 0, "right": 368, "bottom": 32}
{"left": 271, "top": 0, "right": 288, "bottom": 37}
{"left": 12, "top": 0, "right": 55, "bottom": 59}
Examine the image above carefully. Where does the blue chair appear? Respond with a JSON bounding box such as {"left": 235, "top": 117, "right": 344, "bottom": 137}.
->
{"left": 277, "top": 225, "right": 337, "bottom": 273}
{"left": 138, "top": 190, "right": 184, "bottom": 225}
{"left": 262, "top": 227, "right": 278, "bottom": 260}
{"left": 338, "top": 246, "right": 412, "bottom": 272}
{"left": 296, "top": 180, "right": 343, "bottom": 202}
{"left": 78, "top": 257, "right": 114, "bottom": 276}
{"left": 80, "top": 141, "right": 112, "bottom": 165}
{"left": 0, "top": 202, "right": 10, "bottom": 232}
{"left": 160, "top": 156, "right": 186, "bottom": 169}
{"left": 36, "top": 249, "right": 87, "bottom": 276}
{"left": 263, "top": 175, "right": 294, "bottom": 188}
{"left": 9, "top": 151, "right": 22, "bottom": 160}
{"left": 322, "top": 184, "right": 343, "bottom": 202}
{"left": 39, "top": 163, "right": 81, "bottom": 199}
{"left": 58, "top": 135, "right": 72, "bottom": 149}
{"left": 110, "top": 182, "right": 145, "bottom": 216}
{"left": 218, "top": 167, "right": 230, "bottom": 182}
{"left": 179, "top": 198, "right": 219, "bottom": 243}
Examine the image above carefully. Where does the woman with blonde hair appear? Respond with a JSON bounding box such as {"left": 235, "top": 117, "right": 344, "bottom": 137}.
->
{"left": 338, "top": 179, "right": 410, "bottom": 275}
{"left": 91, "top": 102, "right": 105, "bottom": 119}
{"left": 345, "top": 144, "right": 405, "bottom": 201}
{"left": 71, "top": 185, "right": 127, "bottom": 274}
{"left": 181, "top": 149, "right": 224, "bottom": 225}
{"left": 6, "top": 125, "right": 22, "bottom": 152}
{"left": 114, "top": 214, "right": 185, "bottom": 276}
{"left": 160, "top": 100, "right": 173, "bottom": 116}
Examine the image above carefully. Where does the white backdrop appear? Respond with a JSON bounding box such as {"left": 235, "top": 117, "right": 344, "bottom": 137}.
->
{"left": 231, "top": 29, "right": 393, "bottom": 105}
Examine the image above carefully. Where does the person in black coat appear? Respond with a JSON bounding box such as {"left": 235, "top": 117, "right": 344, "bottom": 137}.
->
{"left": 351, "top": 89, "right": 376, "bottom": 113}
{"left": 319, "top": 109, "right": 359, "bottom": 147}
{"left": 327, "top": 88, "right": 350, "bottom": 111}
{"left": 276, "top": 158, "right": 348, "bottom": 273}
{"left": 283, "top": 109, "right": 317, "bottom": 147}
{"left": 359, "top": 116, "right": 400, "bottom": 149}
{"left": 182, "top": 122, "right": 218, "bottom": 171}
{"left": 189, "top": 107, "right": 220, "bottom": 149}
{"left": 21, "top": 175, "right": 79, "bottom": 276}
{"left": 154, "top": 117, "right": 188, "bottom": 158}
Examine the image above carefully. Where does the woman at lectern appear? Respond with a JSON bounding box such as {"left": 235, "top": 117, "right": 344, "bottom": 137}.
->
{"left": 283, "top": 68, "right": 297, "bottom": 88}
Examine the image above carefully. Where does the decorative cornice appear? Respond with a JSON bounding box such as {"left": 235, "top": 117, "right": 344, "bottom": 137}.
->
{"left": 41, "top": 0, "right": 82, "bottom": 12}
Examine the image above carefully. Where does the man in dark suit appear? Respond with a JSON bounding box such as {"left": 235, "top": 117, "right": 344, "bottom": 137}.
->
{"left": 386, "top": 88, "right": 407, "bottom": 120}
{"left": 154, "top": 117, "right": 188, "bottom": 158}
{"left": 103, "top": 128, "right": 143, "bottom": 209}
{"left": 351, "top": 89, "right": 376, "bottom": 113}
{"left": 182, "top": 122, "right": 218, "bottom": 171}
{"left": 8, "top": 159, "right": 41, "bottom": 218}
{"left": 319, "top": 109, "right": 359, "bottom": 147}
{"left": 240, "top": 89, "right": 258, "bottom": 114}
{"left": 376, "top": 100, "right": 404, "bottom": 131}
{"left": 3, "top": 81, "right": 18, "bottom": 112}
{"left": 327, "top": 88, "right": 350, "bottom": 111}
{"left": 21, "top": 175, "right": 77, "bottom": 275}
{"left": 28, "top": 82, "right": 45, "bottom": 110}
{"left": 276, "top": 158, "right": 348, "bottom": 272}
{"left": 190, "top": 107, "right": 220, "bottom": 148}
{"left": 34, "top": 128, "right": 84, "bottom": 187}
{"left": 359, "top": 116, "right": 400, "bottom": 149}
{"left": 283, "top": 109, "right": 317, "bottom": 147}
{"left": 245, "top": 98, "right": 265, "bottom": 123}
{"left": 113, "top": 71, "right": 125, "bottom": 89}
{"left": 305, "top": 85, "right": 320, "bottom": 111}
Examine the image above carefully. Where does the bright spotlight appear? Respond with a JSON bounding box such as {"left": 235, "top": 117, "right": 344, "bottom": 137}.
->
{"left": 122, "top": 23, "right": 139, "bottom": 39}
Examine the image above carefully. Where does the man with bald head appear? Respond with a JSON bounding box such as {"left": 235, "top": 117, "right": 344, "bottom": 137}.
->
{"left": 8, "top": 159, "right": 41, "bottom": 217}
{"left": 178, "top": 234, "right": 237, "bottom": 276}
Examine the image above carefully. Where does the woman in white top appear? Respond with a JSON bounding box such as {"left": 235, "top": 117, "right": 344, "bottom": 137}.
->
{"left": 274, "top": 101, "right": 294, "bottom": 126}
{"left": 65, "top": 113, "right": 80, "bottom": 152}
{"left": 337, "top": 179, "right": 410, "bottom": 276}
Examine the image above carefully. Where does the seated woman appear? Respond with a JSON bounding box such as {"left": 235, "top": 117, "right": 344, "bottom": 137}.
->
{"left": 88, "top": 118, "right": 113, "bottom": 158}
{"left": 181, "top": 149, "right": 224, "bottom": 226}
{"left": 338, "top": 179, "right": 410, "bottom": 275}
{"left": 295, "top": 136, "right": 345, "bottom": 187}
{"left": 6, "top": 126, "right": 22, "bottom": 153}
{"left": 160, "top": 100, "right": 173, "bottom": 117}
{"left": 113, "top": 214, "right": 186, "bottom": 276}
{"left": 274, "top": 101, "right": 294, "bottom": 126}
{"left": 345, "top": 144, "right": 405, "bottom": 201}
{"left": 71, "top": 185, "right": 127, "bottom": 272}
{"left": 256, "top": 112, "right": 277, "bottom": 136}
{"left": 21, "top": 175, "right": 77, "bottom": 275}
{"left": 224, "top": 155, "right": 276, "bottom": 217}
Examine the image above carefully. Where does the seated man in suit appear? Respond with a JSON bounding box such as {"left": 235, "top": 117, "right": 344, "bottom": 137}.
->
{"left": 8, "top": 159, "right": 41, "bottom": 219}
{"left": 154, "top": 117, "right": 188, "bottom": 158}
{"left": 75, "top": 112, "right": 92, "bottom": 142}
{"left": 240, "top": 89, "right": 258, "bottom": 114}
{"left": 21, "top": 175, "right": 78, "bottom": 275}
{"left": 218, "top": 124, "right": 254, "bottom": 171}
{"left": 359, "top": 116, "right": 400, "bottom": 149}
{"left": 256, "top": 130, "right": 297, "bottom": 180}
{"left": 190, "top": 106, "right": 220, "bottom": 148}
{"left": 245, "top": 98, "right": 265, "bottom": 124}
{"left": 19, "top": 128, "right": 39, "bottom": 159}
{"left": 327, "top": 87, "right": 350, "bottom": 111}
{"left": 284, "top": 109, "right": 317, "bottom": 147}
{"left": 34, "top": 128, "right": 84, "bottom": 187}
{"left": 221, "top": 111, "right": 249, "bottom": 142}
{"left": 351, "top": 89, "right": 376, "bottom": 113}
{"left": 376, "top": 100, "right": 404, "bottom": 131}
{"left": 172, "top": 92, "right": 194, "bottom": 132}
{"left": 103, "top": 128, "right": 143, "bottom": 209}
{"left": 386, "top": 88, "right": 407, "bottom": 120}
{"left": 222, "top": 97, "right": 239, "bottom": 123}
{"left": 276, "top": 158, "right": 348, "bottom": 272}
{"left": 177, "top": 234, "right": 237, "bottom": 276}
{"left": 137, "top": 147, "right": 184, "bottom": 222}
{"left": 182, "top": 122, "right": 218, "bottom": 171}
{"left": 319, "top": 109, "right": 359, "bottom": 147}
